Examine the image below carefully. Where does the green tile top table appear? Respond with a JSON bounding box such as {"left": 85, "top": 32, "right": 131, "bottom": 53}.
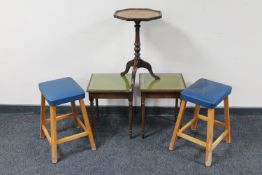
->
{"left": 87, "top": 74, "right": 134, "bottom": 138}
{"left": 139, "top": 73, "right": 186, "bottom": 138}
{"left": 88, "top": 74, "right": 132, "bottom": 92}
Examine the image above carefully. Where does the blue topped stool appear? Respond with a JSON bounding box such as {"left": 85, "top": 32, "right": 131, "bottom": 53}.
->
{"left": 169, "top": 79, "right": 232, "bottom": 166}
{"left": 39, "top": 77, "right": 96, "bottom": 163}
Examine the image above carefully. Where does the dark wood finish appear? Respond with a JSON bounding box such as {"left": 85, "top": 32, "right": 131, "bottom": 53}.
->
{"left": 128, "top": 98, "right": 133, "bottom": 137}
{"left": 139, "top": 73, "right": 186, "bottom": 138}
{"left": 114, "top": 8, "right": 162, "bottom": 89}
{"left": 87, "top": 74, "right": 133, "bottom": 138}
{"left": 88, "top": 92, "right": 133, "bottom": 138}
{"left": 89, "top": 97, "right": 95, "bottom": 131}
{"left": 120, "top": 21, "right": 160, "bottom": 88}
{"left": 141, "top": 92, "right": 181, "bottom": 138}
{"left": 114, "top": 8, "right": 162, "bottom": 21}
{"left": 95, "top": 98, "right": 100, "bottom": 119}
{"left": 175, "top": 98, "right": 179, "bottom": 115}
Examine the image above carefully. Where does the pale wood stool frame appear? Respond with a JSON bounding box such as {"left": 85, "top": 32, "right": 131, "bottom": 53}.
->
{"left": 169, "top": 96, "right": 231, "bottom": 166}
{"left": 40, "top": 95, "right": 96, "bottom": 163}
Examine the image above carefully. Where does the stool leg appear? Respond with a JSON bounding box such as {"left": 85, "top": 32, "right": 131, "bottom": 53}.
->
{"left": 141, "top": 95, "right": 145, "bottom": 138}
{"left": 40, "top": 95, "right": 46, "bottom": 138}
{"left": 205, "top": 108, "right": 214, "bottom": 166}
{"left": 191, "top": 105, "right": 200, "bottom": 130}
{"left": 79, "top": 100, "right": 96, "bottom": 150}
{"left": 128, "top": 98, "right": 133, "bottom": 139}
{"left": 71, "top": 101, "right": 80, "bottom": 128}
{"left": 50, "top": 106, "right": 57, "bottom": 163}
{"left": 169, "top": 100, "right": 187, "bottom": 151}
{"left": 224, "top": 96, "right": 231, "bottom": 144}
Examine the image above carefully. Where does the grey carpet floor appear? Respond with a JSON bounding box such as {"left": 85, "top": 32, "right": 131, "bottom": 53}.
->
{"left": 0, "top": 108, "right": 261, "bottom": 175}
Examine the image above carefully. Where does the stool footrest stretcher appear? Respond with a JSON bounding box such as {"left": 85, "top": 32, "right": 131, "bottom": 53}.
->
{"left": 177, "top": 130, "right": 228, "bottom": 150}
{"left": 46, "top": 113, "right": 73, "bottom": 122}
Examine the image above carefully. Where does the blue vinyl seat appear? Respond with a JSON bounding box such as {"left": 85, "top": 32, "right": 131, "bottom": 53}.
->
{"left": 39, "top": 77, "right": 85, "bottom": 106}
{"left": 181, "top": 78, "right": 232, "bottom": 108}
{"left": 38, "top": 77, "right": 96, "bottom": 163}
{"left": 169, "top": 78, "right": 232, "bottom": 166}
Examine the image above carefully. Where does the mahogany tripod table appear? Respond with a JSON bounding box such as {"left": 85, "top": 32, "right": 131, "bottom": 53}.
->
{"left": 114, "top": 8, "right": 162, "bottom": 87}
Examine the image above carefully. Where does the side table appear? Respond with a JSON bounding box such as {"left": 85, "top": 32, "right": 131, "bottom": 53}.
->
{"left": 114, "top": 8, "right": 162, "bottom": 89}
{"left": 87, "top": 74, "right": 134, "bottom": 138}
{"left": 139, "top": 73, "right": 186, "bottom": 138}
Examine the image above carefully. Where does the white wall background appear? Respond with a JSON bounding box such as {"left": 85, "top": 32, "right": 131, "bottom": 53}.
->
{"left": 0, "top": 0, "right": 262, "bottom": 107}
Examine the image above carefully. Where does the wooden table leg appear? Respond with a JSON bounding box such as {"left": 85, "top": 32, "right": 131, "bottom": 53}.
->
{"left": 174, "top": 97, "right": 179, "bottom": 120}
{"left": 141, "top": 94, "right": 145, "bottom": 138}
{"left": 128, "top": 97, "right": 133, "bottom": 139}
{"left": 95, "top": 98, "right": 100, "bottom": 119}
{"left": 89, "top": 97, "right": 95, "bottom": 131}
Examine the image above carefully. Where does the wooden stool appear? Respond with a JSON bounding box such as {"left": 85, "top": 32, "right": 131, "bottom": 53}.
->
{"left": 139, "top": 73, "right": 186, "bottom": 138}
{"left": 169, "top": 78, "right": 232, "bottom": 166}
{"left": 39, "top": 77, "right": 96, "bottom": 163}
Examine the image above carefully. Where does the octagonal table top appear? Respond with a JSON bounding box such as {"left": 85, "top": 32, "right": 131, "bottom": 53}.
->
{"left": 114, "top": 8, "right": 162, "bottom": 21}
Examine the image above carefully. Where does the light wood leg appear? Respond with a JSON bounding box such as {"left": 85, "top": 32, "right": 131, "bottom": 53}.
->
{"left": 128, "top": 98, "right": 133, "bottom": 139}
{"left": 50, "top": 106, "right": 57, "bottom": 163}
{"left": 205, "top": 108, "right": 214, "bottom": 166}
{"left": 224, "top": 96, "right": 231, "bottom": 144}
{"left": 191, "top": 105, "right": 200, "bottom": 130}
{"left": 141, "top": 95, "right": 145, "bottom": 138}
{"left": 178, "top": 100, "right": 183, "bottom": 129}
{"left": 79, "top": 100, "right": 96, "bottom": 150}
{"left": 40, "top": 95, "right": 46, "bottom": 138}
{"left": 71, "top": 101, "right": 80, "bottom": 128}
{"left": 169, "top": 100, "right": 187, "bottom": 150}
